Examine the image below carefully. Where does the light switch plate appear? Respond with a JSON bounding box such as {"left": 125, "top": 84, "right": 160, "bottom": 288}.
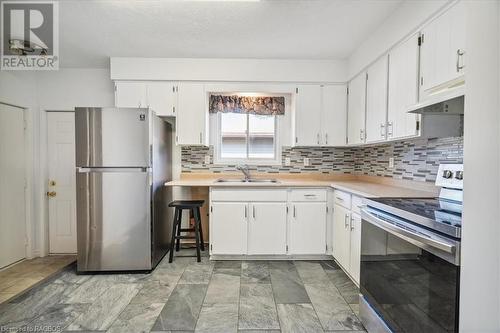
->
{"left": 284, "top": 157, "right": 291, "bottom": 166}
{"left": 204, "top": 155, "right": 211, "bottom": 165}
{"left": 388, "top": 157, "right": 394, "bottom": 168}
{"left": 303, "top": 158, "right": 310, "bottom": 167}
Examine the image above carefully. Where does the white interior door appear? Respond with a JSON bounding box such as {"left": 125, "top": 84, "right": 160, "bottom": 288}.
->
{"left": 0, "top": 104, "right": 26, "bottom": 268}
{"left": 47, "top": 112, "right": 77, "bottom": 254}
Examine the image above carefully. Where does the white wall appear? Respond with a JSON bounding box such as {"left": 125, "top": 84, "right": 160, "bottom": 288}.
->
{"left": 0, "top": 71, "right": 38, "bottom": 258}
{"left": 460, "top": 1, "right": 500, "bottom": 331}
{"left": 347, "top": 0, "right": 450, "bottom": 79}
{"left": 111, "top": 58, "right": 348, "bottom": 83}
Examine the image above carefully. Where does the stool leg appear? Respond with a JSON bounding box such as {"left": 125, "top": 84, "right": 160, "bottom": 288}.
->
{"left": 193, "top": 208, "right": 201, "bottom": 262}
{"left": 175, "top": 209, "right": 182, "bottom": 252}
{"left": 169, "top": 208, "right": 180, "bottom": 263}
{"left": 197, "top": 207, "right": 205, "bottom": 251}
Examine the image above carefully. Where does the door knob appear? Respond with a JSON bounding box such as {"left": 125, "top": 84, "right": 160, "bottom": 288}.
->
{"left": 47, "top": 191, "right": 57, "bottom": 197}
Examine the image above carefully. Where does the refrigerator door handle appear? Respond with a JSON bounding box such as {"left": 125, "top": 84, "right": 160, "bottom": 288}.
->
{"left": 77, "top": 167, "right": 151, "bottom": 173}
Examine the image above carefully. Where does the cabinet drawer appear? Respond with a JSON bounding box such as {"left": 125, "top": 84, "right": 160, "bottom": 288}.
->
{"left": 289, "top": 189, "right": 327, "bottom": 202}
{"left": 334, "top": 190, "right": 351, "bottom": 209}
{"left": 351, "top": 195, "right": 364, "bottom": 215}
{"left": 211, "top": 189, "right": 287, "bottom": 202}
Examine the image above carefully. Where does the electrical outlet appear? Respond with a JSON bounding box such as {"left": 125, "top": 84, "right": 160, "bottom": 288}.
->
{"left": 303, "top": 157, "right": 310, "bottom": 167}
{"left": 388, "top": 157, "right": 394, "bottom": 168}
{"left": 204, "top": 155, "right": 211, "bottom": 165}
{"left": 284, "top": 157, "right": 291, "bottom": 166}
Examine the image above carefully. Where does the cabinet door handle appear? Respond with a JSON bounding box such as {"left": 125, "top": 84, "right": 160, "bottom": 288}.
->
{"left": 380, "top": 123, "right": 386, "bottom": 138}
{"left": 244, "top": 206, "right": 247, "bottom": 218}
{"left": 293, "top": 205, "right": 296, "bottom": 218}
{"left": 387, "top": 121, "right": 393, "bottom": 137}
{"left": 456, "top": 49, "right": 465, "bottom": 72}
{"left": 335, "top": 196, "right": 344, "bottom": 202}
{"left": 350, "top": 216, "right": 355, "bottom": 231}
{"left": 344, "top": 213, "right": 349, "bottom": 228}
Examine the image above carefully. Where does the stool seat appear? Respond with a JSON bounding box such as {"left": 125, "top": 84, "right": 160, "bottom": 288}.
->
{"left": 169, "top": 200, "right": 204, "bottom": 208}
{"left": 168, "top": 200, "right": 205, "bottom": 263}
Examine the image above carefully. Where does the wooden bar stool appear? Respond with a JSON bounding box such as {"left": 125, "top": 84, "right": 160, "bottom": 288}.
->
{"left": 168, "top": 200, "right": 205, "bottom": 263}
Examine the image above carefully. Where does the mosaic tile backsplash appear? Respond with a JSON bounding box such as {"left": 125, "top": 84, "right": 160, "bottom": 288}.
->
{"left": 181, "top": 136, "right": 463, "bottom": 183}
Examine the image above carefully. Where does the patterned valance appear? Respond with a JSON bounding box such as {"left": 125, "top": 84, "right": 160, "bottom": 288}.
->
{"left": 209, "top": 95, "right": 285, "bottom": 115}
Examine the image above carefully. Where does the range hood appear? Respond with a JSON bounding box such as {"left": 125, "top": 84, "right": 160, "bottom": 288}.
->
{"left": 408, "top": 87, "right": 464, "bottom": 115}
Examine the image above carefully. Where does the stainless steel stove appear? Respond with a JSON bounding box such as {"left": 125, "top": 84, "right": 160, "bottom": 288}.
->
{"left": 359, "top": 164, "right": 463, "bottom": 333}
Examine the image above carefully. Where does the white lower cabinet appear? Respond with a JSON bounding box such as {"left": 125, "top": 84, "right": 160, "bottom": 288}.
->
{"left": 248, "top": 203, "right": 287, "bottom": 255}
{"left": 210, "top": 188, "right": 326, "bottom": 256}
{"left": 289, "top": 202, "right": 327, "bottom": 254}
{"left": 332, "top": 190, "right": 363, "bottom": 284}
{"left": 210, "top": 202, "right": 248, "bottom": 255}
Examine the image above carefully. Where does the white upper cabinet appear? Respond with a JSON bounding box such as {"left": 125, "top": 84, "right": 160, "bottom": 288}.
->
{"left": 176, "top": 82, "right": 208, "bottom": 146}
{"left": 387, "top": 33, "right": 420, "bottom": 140}
{"left": 147, "top": 82, "right": 177, "bottom": 116}
{"left": 115, "top": 81, "right": 177, "bottom": 116}
{"left": 115, "top": 81, "right": 147, "bottom": 108}
{"left": 419, "top": 1, "right": 466, "bottom": 94}
{"left": 294, "top": 85, "right": 322, "bottom": 146}
{"left": 347, "top": 73, "right": 366, "bottom": 145}
{"left": 322, "top": 85, "right": 347, "bottom": 146}
{"left": 365, "top": 55, "right": 389, "bottom": 144}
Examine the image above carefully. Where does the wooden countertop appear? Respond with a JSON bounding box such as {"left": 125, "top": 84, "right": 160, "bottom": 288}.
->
{"left": 165, "top": 173, "right": 438, "bottom": 198}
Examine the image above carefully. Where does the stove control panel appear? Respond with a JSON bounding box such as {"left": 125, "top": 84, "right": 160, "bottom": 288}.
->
{"left": 436, "top": 164, "right": 463, "bottom": 190}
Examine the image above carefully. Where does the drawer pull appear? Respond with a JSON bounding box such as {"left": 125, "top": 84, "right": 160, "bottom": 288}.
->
{"left": 304, "top": 194, "right": 317, "bottom": 197}
{"left": 336, "top": 196, "right": 344, "bottom": 201}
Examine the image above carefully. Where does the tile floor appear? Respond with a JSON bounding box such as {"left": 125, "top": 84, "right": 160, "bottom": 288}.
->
{"left": 0, "top": 255, "right": 76, "bottom": 304}
{"left": 0, "top": 250, "right": 365, "bottom": 333}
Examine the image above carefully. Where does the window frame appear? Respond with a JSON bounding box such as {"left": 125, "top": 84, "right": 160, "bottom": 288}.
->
{"left": 213, "top": 112, "right": 282, "bottom": 166}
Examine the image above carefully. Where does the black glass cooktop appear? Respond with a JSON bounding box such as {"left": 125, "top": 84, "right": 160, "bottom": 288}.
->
{"left": 366, "top": 197, "right": 462, "bottom": 238}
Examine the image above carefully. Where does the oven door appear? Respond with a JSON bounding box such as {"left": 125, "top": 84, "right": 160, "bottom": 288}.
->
{"left": 360, "top": 207, "right": 460, "bottom": 333}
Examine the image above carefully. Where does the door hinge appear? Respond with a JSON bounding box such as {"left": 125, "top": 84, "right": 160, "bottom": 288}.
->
{"left": 286, "top": 206, "right": 289, "bottom": 214}
{"left": 366, "top": 73, "right": 368, "bottom": 80}
{"left": 210, "top": 244, "right": 213, "bottom": 251}
{"left": 295, "top": 87, "right": 298, "bottom": 94}
{"left": 286, "top": 245, "right": 288, "bottom": 252}
{"left": 416, "top": 120, "right": 420, "bottom": 131}
{"left": 210, "top": 206, "right": 213, "bottom": 213}
{"left": 420, "top": 77, "right": 424, "bottom": 86}
{"left": 23, "top": 119, "right": 27, "bottom": 130}
{"left": 326, "top": 206, "right": 329, "bottom": 213}
{"left": 295, "top": 137, "right": 298, "bottom": 144}
{"left": 173, "top": 106, "right": 175, "bottom": 113}
{"left": 418, "top": 36, "right": 422, "bottom": 46}
{"left": 346, "top": 87, "right": 349, "bottom": 95}
{"left": 326, "top": 244, "right": 328, "bottom": 252}
{"left": 172, "top": 86, "right": 175, "bottom": 93}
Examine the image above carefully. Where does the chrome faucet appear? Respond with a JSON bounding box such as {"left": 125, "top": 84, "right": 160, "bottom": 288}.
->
{"left": 237, "top": 164, "right": 251, "bottom": 181}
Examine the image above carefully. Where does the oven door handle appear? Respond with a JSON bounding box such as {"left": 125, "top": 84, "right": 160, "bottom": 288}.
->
{"left": 361, "top": 209, "right": 456, "bottom": 254}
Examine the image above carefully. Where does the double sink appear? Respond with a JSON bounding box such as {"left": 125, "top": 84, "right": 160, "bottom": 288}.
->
{"left": 215, "top": 178, "right": 280, "bottom": 184}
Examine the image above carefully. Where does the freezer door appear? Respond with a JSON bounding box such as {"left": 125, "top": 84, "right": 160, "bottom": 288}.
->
{"left": 75, "top": 107, "right": 151, "bottom": 167}
{"left": 76, "top": 168, "right": 152, "bottom": 271}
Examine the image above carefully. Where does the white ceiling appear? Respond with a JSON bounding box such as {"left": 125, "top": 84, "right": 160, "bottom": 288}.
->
{"left": 58, "top": 0, "right": 403, "bottom": 68}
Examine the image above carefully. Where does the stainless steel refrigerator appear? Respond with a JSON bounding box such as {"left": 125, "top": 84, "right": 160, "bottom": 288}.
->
{"left": 75, "top": 107, "right": 172, "bottom": 272}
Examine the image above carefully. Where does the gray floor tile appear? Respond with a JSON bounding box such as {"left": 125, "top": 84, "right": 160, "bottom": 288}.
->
{"left": 63, "top": 277, "right": 114, "bottom": 304}
{"left": 152, "top": 283, "right": 208, "bottom": 331}
{"left": 130, "top": 275, "right": 179, "bottom": 304}
{"left": 294, "top": 261, "right": 330, "bottom": 285}
{"left": 241, "top": 261, "right": 271, "bottom": 284}
{"left": 178, "top": 262, "right": 214, "bottom": 284}
{"left": 18, "top": 303, "right": 89, "bottom": 332}
{"left": 270, "top": 264, "right": 310, "bottom": 304}
{"left": 204, "top": 269, "right": 240, "bottom": 304}
{"left": 107, "top": 302, "right": 164, "bottom": 333}
{"left": 239, "top": 284, "right": 280, "bottom": 330}
{"left": 277, "top": 303, "right": 324, "bottom": 333}
{"left": 305, "top": 283, "right": 364, "bottom": 331}
{"left": 195, "top": 303, "right": 238, "bottom": 333}
{"left": 214, "top": 261, "right": 242, "bottom": 270}
{"left": 66, "top": 283, "right": 140, "bottom": 331}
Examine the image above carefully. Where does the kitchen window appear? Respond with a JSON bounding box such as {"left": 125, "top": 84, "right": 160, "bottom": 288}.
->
{"left": 216, "top": 112, "right": 279, "bottom": 164}
{"left": 211, "top": 94, "right": 284, "bottom": 165}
